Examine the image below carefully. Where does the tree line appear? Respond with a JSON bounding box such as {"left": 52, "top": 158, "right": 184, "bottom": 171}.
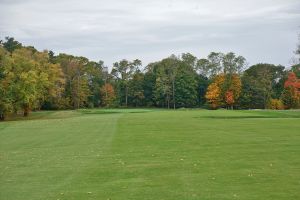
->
{"left": 1, "top": 36, "right": 300, "bottom": 120}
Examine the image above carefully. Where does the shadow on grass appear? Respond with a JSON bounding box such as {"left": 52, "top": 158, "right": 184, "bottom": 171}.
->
{"left": 196, "top": 116, "right": 300, "bottom": 119}
{"left": 1, "top": 111, "right": 81, "bottom": 122}
{"left": 79, "top": 109, "right": 152, "bottom": 115}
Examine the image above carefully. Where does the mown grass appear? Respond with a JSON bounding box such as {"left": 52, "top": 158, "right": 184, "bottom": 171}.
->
{"left": 0, "top": 109, "right": 300, "bottom": 200}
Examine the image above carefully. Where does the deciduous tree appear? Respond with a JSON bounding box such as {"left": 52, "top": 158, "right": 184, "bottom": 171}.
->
{"left": 0, "top": 47, "right": 13, "bottom": 120}
{"left": 205, "top": 74, "right": 225, "bottom": 109}
{"left": 100, "top": 83, "right": 116, "bottom": 107}
{"left": 240, "top": 64, "right": 285, "bottom": 109}
{"left": 281, "top": 72, "right": 300, "bottom": 109}
{"left": 128, "top": 71, "right": 145, "bottom": 107}
{"left": 112, "top": 59, "right": 142, "bottom": 106}
{"left": 1, "top": 37, "right": 22, "bottom": 53}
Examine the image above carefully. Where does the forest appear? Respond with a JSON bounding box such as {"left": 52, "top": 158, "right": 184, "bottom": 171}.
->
{"left": 0, "top": 36, "right": 300, "bottom": 120}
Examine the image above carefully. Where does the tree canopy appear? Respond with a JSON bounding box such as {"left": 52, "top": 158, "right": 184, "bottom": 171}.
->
{"left": 1, "top": 36, "right": 299, "bottom": 120}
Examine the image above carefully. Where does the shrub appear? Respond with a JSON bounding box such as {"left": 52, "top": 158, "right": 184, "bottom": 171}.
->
{"left": 267, "top": 99, "right": 284, "bottom": 110}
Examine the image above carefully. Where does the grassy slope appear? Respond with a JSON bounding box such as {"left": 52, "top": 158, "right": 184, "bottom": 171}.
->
{"left": 0, "top": 109, "right": 300, "bottom": 200}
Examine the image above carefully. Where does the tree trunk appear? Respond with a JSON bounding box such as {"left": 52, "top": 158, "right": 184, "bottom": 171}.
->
{"left": 23, "top": 107, "right": 29, "bottom": 117}
{"left": 172, "top": 78, "right": 176, "bottom": 110}
{"left": 77, "top": 75, "right": 80, "bottom": 109}
{"left": 167, "top": 93, "right": 170, "bottom": 109}
{"left": 125, "top": 86, "right": 128, "bottom": 107}
{"left": 0, "top": 113, "right": 5, "bottom": 121}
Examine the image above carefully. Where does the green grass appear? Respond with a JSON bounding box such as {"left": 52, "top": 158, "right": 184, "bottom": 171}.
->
{"left": 1, "top": 109, "right": 300, "bottom": 200}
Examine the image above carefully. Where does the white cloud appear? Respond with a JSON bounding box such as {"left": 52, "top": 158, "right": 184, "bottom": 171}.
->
{"left": 0, "top": 0, "right": 299, "bottom": 67}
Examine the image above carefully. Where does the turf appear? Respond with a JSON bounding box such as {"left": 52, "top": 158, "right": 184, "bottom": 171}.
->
{"left": 0, "top": 109, "right": 300, "bottom": 200}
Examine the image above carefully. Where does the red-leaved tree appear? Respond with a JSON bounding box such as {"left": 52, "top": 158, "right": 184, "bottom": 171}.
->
{"left": 281, "top": 72, "right": 300, "bottom": 109}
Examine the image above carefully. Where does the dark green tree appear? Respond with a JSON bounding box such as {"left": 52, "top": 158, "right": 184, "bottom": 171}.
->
{"left": 1, "top": 37, "right": 22, "bottom": 53}
{"left": 128, "top": 70, "right": 145, "bottom": 107}
{"left": 240, "top": 64, "right": 285, "bottom": 109}
{"left": 174, "top": 63, "right": 198, "bottom": 108}
{"left": 112, "top": 59, "right": 142, "bottom": 107}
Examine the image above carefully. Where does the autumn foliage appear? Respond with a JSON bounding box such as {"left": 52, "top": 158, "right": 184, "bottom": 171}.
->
{"left": 205, "top": 74, "right": 241, "bottom": 109}
{"left": 267, "top": 99, "right": 284, "bottom": 110}
{"left": 284, "top": 72, "right": 300, "bottom": 90}
{"left": 225, "top": 91, "right": 234, "bottom": 106}
{"left": 205, "top": 74, "right": 225, "bottom": 109}
{"left": 205, "top": 82, "right": 221, "bottom": 109}
{"left": 100, "top": 83, "right": 116, "bottom": 107}
{"left": 281, "top": 72, "right": 300, "bottom": 109}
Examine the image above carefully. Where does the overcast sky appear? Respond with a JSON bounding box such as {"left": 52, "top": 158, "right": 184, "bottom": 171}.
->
{"left": 1, "top": 0, "right": 299, "bottom": 68}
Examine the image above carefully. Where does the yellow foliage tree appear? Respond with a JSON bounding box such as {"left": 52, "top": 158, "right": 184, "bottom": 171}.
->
{"left": 267, "top": 99, "right": 284, "bottom": 110}
{"left": 205, "top": 73, "right": 242, "bottom": 109}
{"left": 205, "top": 83, "right": 221, "bottom": 109}
{"left": 205, "top": 74, "right": 225, "bottom": 109}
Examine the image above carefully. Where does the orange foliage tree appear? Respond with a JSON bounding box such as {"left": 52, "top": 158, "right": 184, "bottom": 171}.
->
{"left": 284, "top": 72, "right": 300, "bottom": 89}
{"left": 225, "top": 91, "right": 234, "bottom": 108}
{"left": 205, "top": 74, "right": 225, "bottom": 109}
{"left": 281, "top": 72, "right": 300, "bottom": 109}
{"left": 205, "top": 73, "right": 241, "bottom": 109}
{"left": 205, "top": 82, "right": 221, "bottom": 109}
{"left": 100, "top": 83, "right": 116, "bottom": 107}
{"left": 224, "top": 74, "right": 242, "bottom": 109}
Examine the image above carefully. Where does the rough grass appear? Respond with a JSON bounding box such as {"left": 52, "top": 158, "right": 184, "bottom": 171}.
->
{"left": 0, "top": 109, "right": 300, "bottom": 200}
